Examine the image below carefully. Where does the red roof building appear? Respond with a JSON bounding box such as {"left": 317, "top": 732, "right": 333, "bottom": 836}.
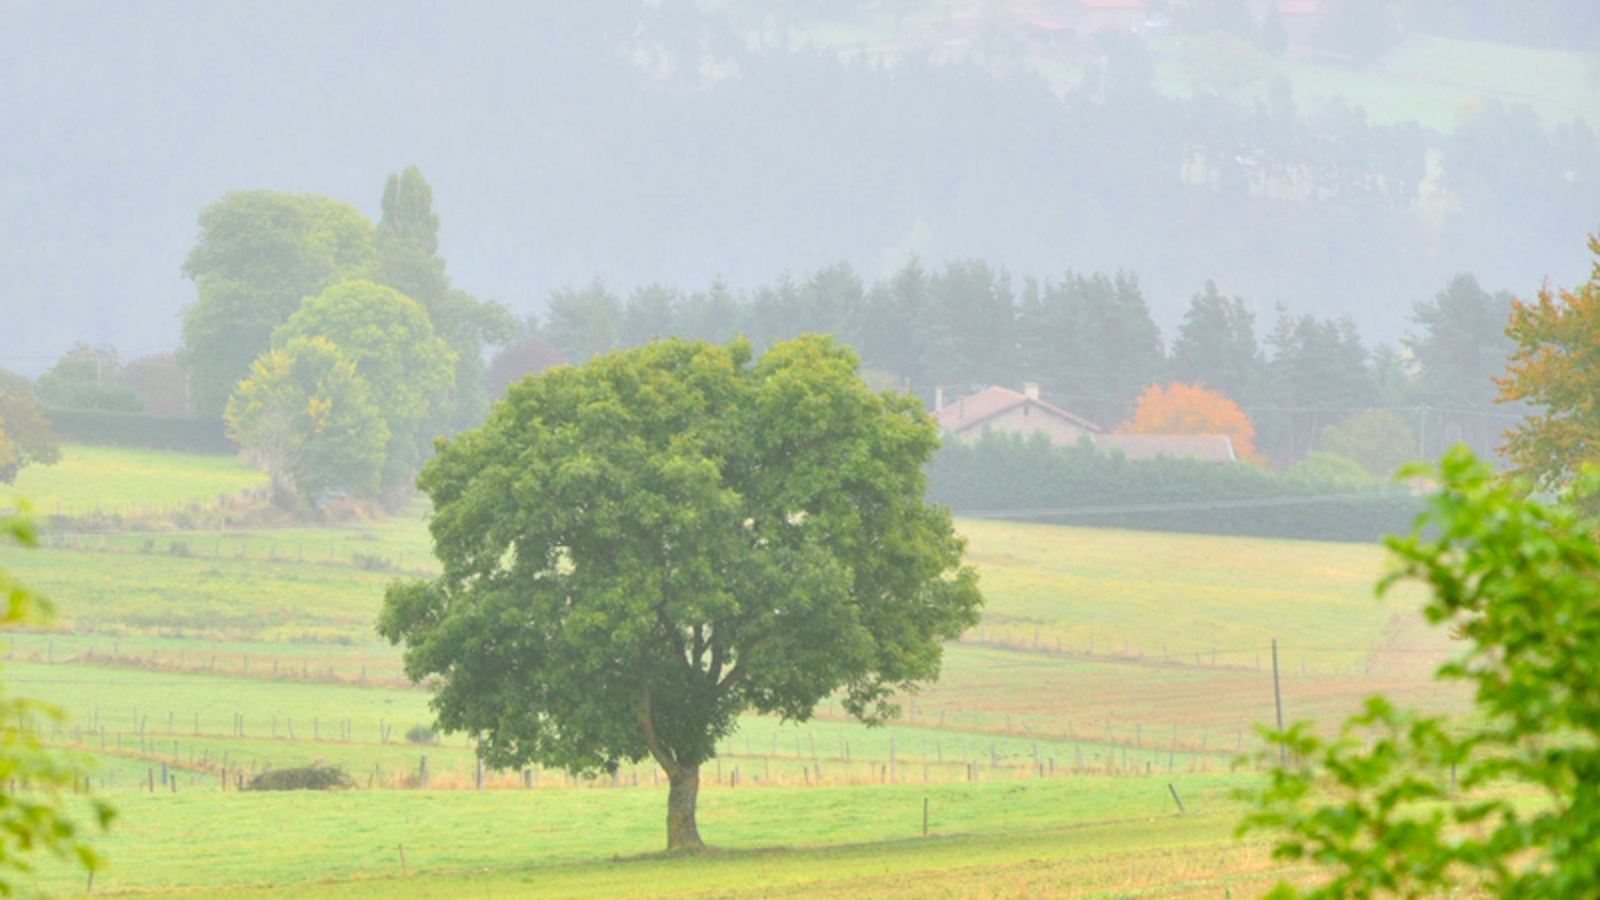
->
{"left": 934, "top": 383, "right": 1241, "bottom": 463}
{"left": 1036, "top": 0, "right": 1148, "bottom": 37}
{"left": 934, "top": 384, "right": 1101, "bottom": 446}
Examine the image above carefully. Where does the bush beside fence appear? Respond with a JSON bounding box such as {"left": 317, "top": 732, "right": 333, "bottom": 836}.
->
{"left": 927, "top": 433, "right": 1422, "bottom": 543}
{"left": 43, "top": 406, "right": 233, "bottom": 454}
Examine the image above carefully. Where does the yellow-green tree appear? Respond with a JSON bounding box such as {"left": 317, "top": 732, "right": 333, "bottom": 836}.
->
{"left": 272, "top": 281, "right": 455, "bottom": 490}
{"left": 225, "top": 337, "right": 390, "bottom": 507}
{"left": 1497, "top": 233, "right": 1600, "bottom": 491}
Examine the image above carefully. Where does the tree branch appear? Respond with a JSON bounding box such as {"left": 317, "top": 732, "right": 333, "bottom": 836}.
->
{"left": 636, "top": 682, "right": 679, "bottom": 777}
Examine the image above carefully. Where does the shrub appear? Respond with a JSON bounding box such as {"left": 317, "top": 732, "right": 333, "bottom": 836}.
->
{"left": 42, "top": 407, "right": 232, "bottom": 454}
{"left": 927, "top": 432, "right": 1419, "bottom": 542}
{"left": 351, "top": 553, "right": 394, "bottom": 572}
{"left": 243, "top": 766, "right": 355, "bottom": 792}
{"left": 168, "top": 541, "right": 192, "bottom": 558}
{"left": 404, "top": 724, "right": 437, "bottom": 745}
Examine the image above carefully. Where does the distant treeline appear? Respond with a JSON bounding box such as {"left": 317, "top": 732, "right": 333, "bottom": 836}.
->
{"left": 517, "top": 263, "right": 1520, "bottom": 465}
{"left": 9, "top": 2, "right": 1597, "bottom": 363}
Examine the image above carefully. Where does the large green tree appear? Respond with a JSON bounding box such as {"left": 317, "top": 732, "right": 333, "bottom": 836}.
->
{"left": 224, "top": 337, "right": 390, "bottom": 506}
{"left": 272, "top": 281, "right": 455, "bottom": 490}
{"left": 380, "top": 335, "right": 981, "bottom": 851}
{"left": 179, "top": 191, "right": 377, "bottom": 416}
{"left": 375, "top": 166, "right": 515, "bottom": 432}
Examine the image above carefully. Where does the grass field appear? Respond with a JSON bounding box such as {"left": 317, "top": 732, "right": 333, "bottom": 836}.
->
{"left": 1, "top": 445, "right": 265, "bottom": 516}
{"left": 0, "top": 445, "right": 1471, "bottom": 897}
{"left": 1150, "top": 34, "right": 1600, "bottom": 131}
{"left": 737, "top": 0, "right": 1599, "bottom": 133}
{"left": 38, "top": 791, "right": 1275, "bottom": 898}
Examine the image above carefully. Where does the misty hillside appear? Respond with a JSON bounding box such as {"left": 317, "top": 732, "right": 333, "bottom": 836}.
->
{"left": 4, "top": 0, "right": 1598, "bottom": 371}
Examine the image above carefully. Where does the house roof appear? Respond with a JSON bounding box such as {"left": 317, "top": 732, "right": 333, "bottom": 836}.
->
{"left": 934, "top": 386, "right": 1102, "bottom": 434}
{"left": 1095, "top": 434, "right": 1238, "bottom": 463}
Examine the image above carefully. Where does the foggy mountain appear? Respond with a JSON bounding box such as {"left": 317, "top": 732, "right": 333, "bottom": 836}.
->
{"left": 3, "top": 0, "right": 1597, "bottom": 373}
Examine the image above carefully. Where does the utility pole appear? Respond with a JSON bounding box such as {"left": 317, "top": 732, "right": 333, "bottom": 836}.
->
{"left": 1272, "top": 638, "right": 1285, "bottom": 768}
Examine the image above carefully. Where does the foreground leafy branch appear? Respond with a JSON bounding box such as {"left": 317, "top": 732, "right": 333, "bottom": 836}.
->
{"left": 1241, "top": 447, "right": 1600, "bottom": 898}
{"left": 0, "top": 509, "right": 113, "bottom": 891}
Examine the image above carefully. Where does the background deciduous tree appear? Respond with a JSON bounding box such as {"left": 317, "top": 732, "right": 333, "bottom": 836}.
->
{"left": 1119, "top": 381, "right": 1266, "bottom": 465}
{"left": 179, "top": 191, "right": 377, "bottom": 416}
{"left": 485, "top": 331, "right": 570, "bottom": 401}
{"left": 375, "top": 166, "right": 515, "bottom": 433}
{"left": 0, "top": 371, "right": 60, "bottom": 485}
{"left": 33, "top": 344, "right": 144, "bottom": 413}
{"left": 380, "top": 336, "right": 981, "bottom": 851}
{"left": 225, "top": 337, "right": 389, "bottom": 507}
{"left": 543, "top": 280, "right": 622, "bottom": 364}
{"left": 273, "top": 280, "right": 455, "bottom": 491}
{"left": 1317, "top": 408, "right": 1418, "bottom": 478}
{"left": 1496, "top": 234, "right": 1600, "bottom": 492}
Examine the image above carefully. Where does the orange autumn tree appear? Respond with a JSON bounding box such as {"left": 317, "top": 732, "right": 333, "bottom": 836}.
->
{"left": 1118, "top": 381, "right": 1266, "bottom": 465}
{"left": 1496, "top": 233, "right": 1600, "bottom": 493}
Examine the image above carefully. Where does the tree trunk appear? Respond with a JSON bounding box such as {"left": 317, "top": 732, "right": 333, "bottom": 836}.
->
{"left": 666, "top": 764, "right": 704, "bottom": 851}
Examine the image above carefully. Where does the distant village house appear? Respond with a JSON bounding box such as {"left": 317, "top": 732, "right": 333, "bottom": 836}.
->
{"left": 932, "top": 384, "right": 1238, "bottom": 463}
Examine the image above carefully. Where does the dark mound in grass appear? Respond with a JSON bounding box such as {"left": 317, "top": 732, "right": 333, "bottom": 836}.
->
{"left": 244, "top": 766, "right": 356, "bottom": 791}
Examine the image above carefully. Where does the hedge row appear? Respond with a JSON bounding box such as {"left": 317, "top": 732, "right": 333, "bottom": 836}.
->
{"left": 43, "top": 406, "right": 234, "bottom": 454}
{"left": 927, "top": 433, "right": 1422, "bottom": 543}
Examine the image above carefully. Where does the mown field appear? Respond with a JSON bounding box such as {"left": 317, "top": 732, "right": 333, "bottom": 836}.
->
{"left": 0, "top": 445, "right": 1467, "bottom": 898}
{"left": 722, "top": 0, "right": 1600, "bottom": 132}
{"left": 0, "top": 445, "right": 266, "bottom": 516}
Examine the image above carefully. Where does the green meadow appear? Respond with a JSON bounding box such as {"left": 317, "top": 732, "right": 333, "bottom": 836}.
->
{"left": 0, "top": 446, "right": 1467, "bottom": 898}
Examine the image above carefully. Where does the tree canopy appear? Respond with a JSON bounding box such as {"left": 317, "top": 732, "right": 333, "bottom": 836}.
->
{"left": 225, "top": 337, "right": 389, "bottom": 506}
{"left": 1169, "top": 281, "right": 1265, "bottom": 406}
{"left": 273, "top": 280, "right": 455, "bottom": 490}
{"left": 380, "top": 335, "right": 982, "bottom": 851}
{"left": 34, "top": 344, "right": 144, "bottom": 413}
{"left": 1316, "top": 408, "right": 1417, "bottom": 478}
{"left": 1406, "top": 273, "right": 1515, "bottom": 412}
{"left": 0, "top": 372, "right": 60, "bottom": 486}
{"left": 179, "top": 191, "right": 377, "bottom": 416}
{"left": 1495, "top": 234, "right": 1600, "bottom": 492}
{"left": 1118, "top": 381, "right": 1265, "bottom": 465}
{"left": 375, "top": 166, "right": 515, "bottom": 432}
{"left": 1243, "top": 447, "right": 1600, "bottom": 898}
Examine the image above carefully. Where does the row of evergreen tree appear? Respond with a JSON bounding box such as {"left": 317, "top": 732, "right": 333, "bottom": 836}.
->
{"left": 524, "top": 264, "right": 1519, "bottom": 463}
